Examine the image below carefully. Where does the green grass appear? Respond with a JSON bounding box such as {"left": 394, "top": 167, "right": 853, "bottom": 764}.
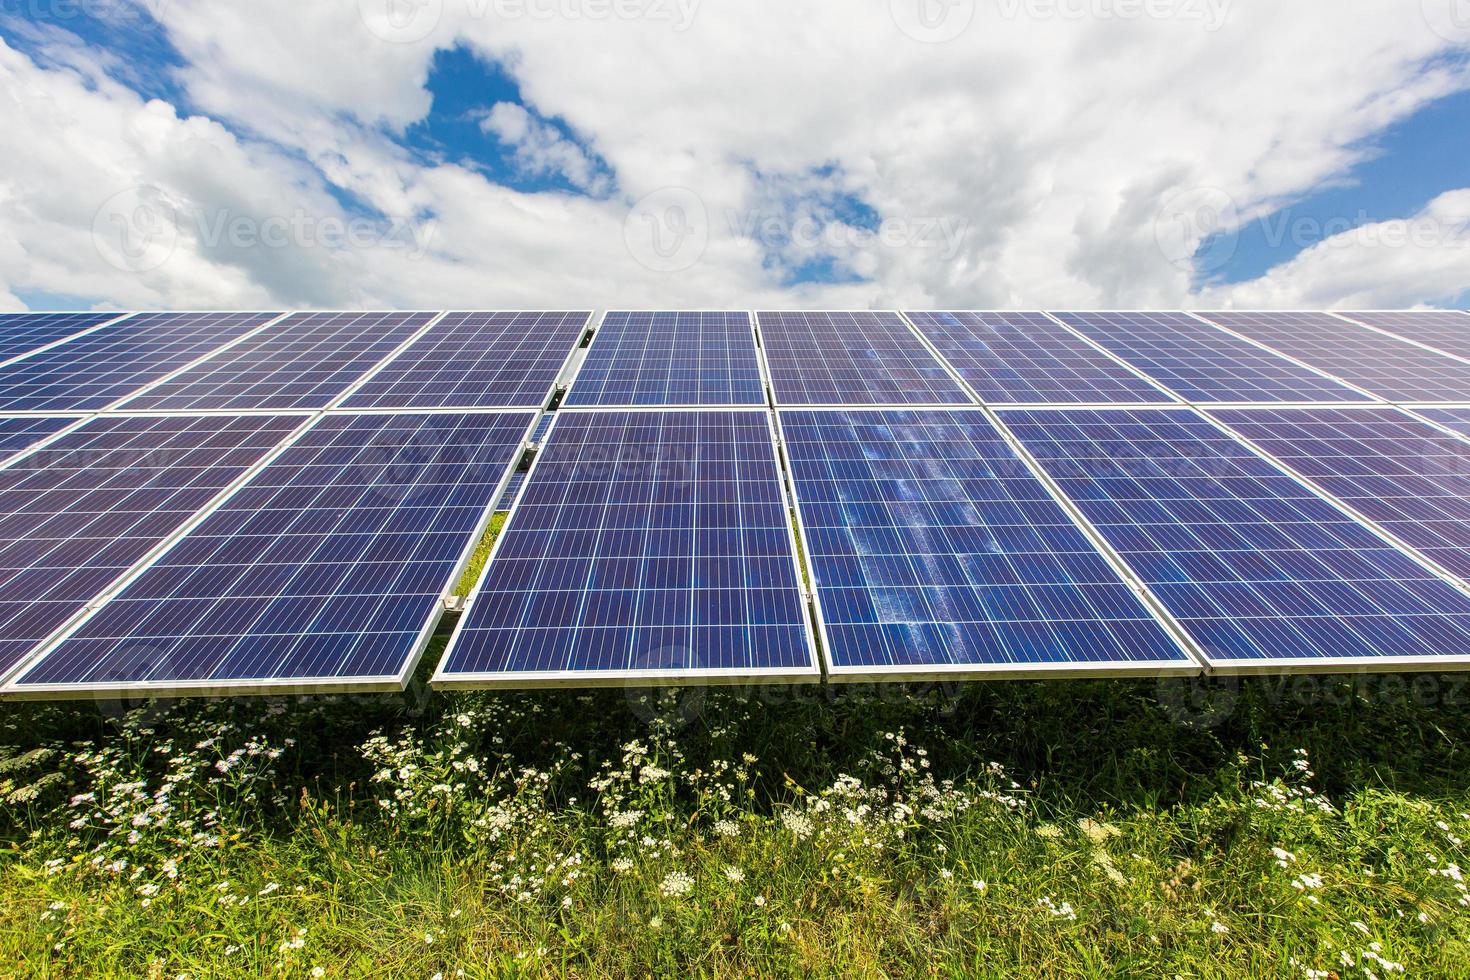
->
{"left": 2, "top": 518, "right": 1470, "bottom": 975}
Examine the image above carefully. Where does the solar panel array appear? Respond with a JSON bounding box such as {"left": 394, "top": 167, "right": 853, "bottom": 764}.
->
{"left": 437, "top": 410, "right": 814, "bottom": 686}
{"left": 0, "top": 311, "right": 123, "bottom": 363}
{"left": 905, "top": 311, "right": 1170, "bottom": 404}
{"left": 758, "top": 311, "right": 971, "bottom": 405}
{"left": 0, "top": 312, "right": 281, "bottom": 412}
{"left": 14, "top": 412, "right": 532, "bottom": 696}
{"left": 781, "top": 409, "right": 1192, "bottom": 677}
{"left": 0, "top": 413, "right": 303, "bottom": 679}
{"left": 1003, "top": 408, "right": 1470, "bottom": 670}
{"left": 3, "top": 306, "right": 1470, "bottom": 699}
{"left": 566, "top": 311, "right": 764, "bottom": 407}
{"left": 1053, "top": 311, "right": 1371, "bottom": 403}
{"left": 1199, "top": 311, "right": 1470, "bottom": 403}
{"left": 1338, "top": 311, "right": 1470, "bottom": 362}
{"left": 120, "top": 311, "right": 437, "bottom": 411}
{"left": 345, "top": 311, "right": 588, "bottom": 409}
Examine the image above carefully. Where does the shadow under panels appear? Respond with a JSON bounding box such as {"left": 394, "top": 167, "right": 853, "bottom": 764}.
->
{"left": 8, "top": 411, "right": 534, "bottom": 699}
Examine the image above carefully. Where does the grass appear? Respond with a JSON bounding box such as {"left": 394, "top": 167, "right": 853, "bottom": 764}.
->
{"left": 1, "top": 520, "right": 1469, "bottom": 976}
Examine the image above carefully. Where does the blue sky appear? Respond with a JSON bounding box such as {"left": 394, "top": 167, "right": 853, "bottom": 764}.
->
{"left": 0, "top": 1, "right": 1467, "bottom": 311}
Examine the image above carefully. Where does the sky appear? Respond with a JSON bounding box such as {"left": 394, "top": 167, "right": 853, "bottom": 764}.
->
{"left": 0, "top": 0, "right": 1467, "bottom": 313}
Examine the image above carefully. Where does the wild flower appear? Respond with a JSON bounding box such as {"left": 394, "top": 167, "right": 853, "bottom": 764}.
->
{"left": 659, "top": 871, "right": 694, "bottom": 898}
{"left": 723, "top": 865, "right": 745, "bottom": 883}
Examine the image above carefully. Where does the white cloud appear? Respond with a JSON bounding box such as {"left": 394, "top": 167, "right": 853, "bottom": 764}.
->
{"left": 479, "top": 102, "right": 610, "bottom": 195}
{"left": 0, "top": 1, "right": 1467, "bottom": 310}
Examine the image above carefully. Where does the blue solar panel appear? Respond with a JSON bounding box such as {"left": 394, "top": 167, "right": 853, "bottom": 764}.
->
{"left": 120, "top": 311, "right": 436, "bottom": 411}
{"left": 1209, "top": 407, "right": 1470, "bottom": 583}
{"left": 780, "top": 409, "right": 1192, "bottom": 677}
{"left": 566, "top": 311, "right": 764, "bottom": 406}
{"left": 0, "top": 312, "right": 123, "bottom": 363}
{"left": 757, "top": 311, "right": 971, "bottom": 406}
{"left": 0, "top": 416, "right": 78, "bottom": 463}
{"left": 905, "top": 311, "right": 1170, "bottom": 404}
{"left": 1198, "top": 311, "right": 1470, "bottom": 403}
{"left": 1339, "top": 311, "right": 1470, "bottom": 362}
{"left": 344, "top": 311, "right": 588, "bottom": 409}
{"left": 1054, "top": 311, "right": 1371, "bottom": 403}
{"left": 1003, "top": 407, "right": 1470, "bottom": 670}
{"left": 0, "top": 414, "right": 302, "bottom": 681}
{"left": 13, "top": 412, "right": 533, "bottom": 695}
{"left": 0, "top": 311, "right": 281, "bottom": 412}
{"left": 1416, "top": 407, "right": 1470, "bottom": 439}
{"left": 435, "top": 410, "right": 815, "bottom": 686}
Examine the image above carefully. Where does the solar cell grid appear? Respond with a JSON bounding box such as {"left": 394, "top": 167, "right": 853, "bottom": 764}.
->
{"left": 780, "top": 408, "right": 1192, "bottom": 676}
{"left": 0, "top": 312, "right": 123, "bottom": 363}
{"left": 1198, "top": 311, "right": 1470, "bottom": 403}
{"left": 905, "top": 311, "right": 1170, "bottom": 404}
{"left": 757, "top": 311, "right": 971, "bottom": 406}
{"left": 0, "top": 416, "right": 79, "bottom": 463}
{"left": 1339, "top": 311, "right": 1470, "bottom": 362}
{"left": 344, "top": 311, "right": 588, "bottom": 409}
{"left": 14, "top": 411, "right": 533, "bottom": 694}
{"left": 1209, "top": 407, "right": 1470, "bottom": 583}
{"left": 0, "top": 413, "right": 303, "bottom": 681}
{"left": 1003, "top": 407, "right": 1470, "bottom": 670}
{"left": 120, "top": 311, "right": 436, "bottom": 411}
{"left": 436, "top": 410, "right": 814, "bottom": 685}
{"left": 1054, "top": 311, "right": 1371, "bottom": 403}
{"left": 1416, "top": 407, "right": 1470, "bottom": 440}
{"left": 566, "top": 311, "right": 764, "bottom": 406}
{"left": 0, "top": 311, "right": 280, "bottom": 412}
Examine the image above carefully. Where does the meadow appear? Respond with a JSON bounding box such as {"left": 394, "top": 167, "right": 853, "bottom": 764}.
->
{"left": 2, "top": 518, "right": 1469, "bottom": 977}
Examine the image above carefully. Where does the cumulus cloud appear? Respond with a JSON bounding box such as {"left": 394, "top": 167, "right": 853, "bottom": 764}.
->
{"left": 0, "top": 0, "right": 1467, "bottom": 311}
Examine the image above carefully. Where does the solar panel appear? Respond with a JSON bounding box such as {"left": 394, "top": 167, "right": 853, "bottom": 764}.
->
{"left": 1002, "top": 407, "right": 1470, "bottom": 671}
{"left": 0, "top": 312, "right": 124, "bottom": 364}
{"left": 780, "top": 409, "right": 1193, "bottom": 678}
{"left": 0, "top": 416, "right": 79, "bottom": 463}
{"left": 0, "top": 414, "right": 303, "bottom": 682}
{"left": 566, "top": 311, "right": 764, "bottom": 406}
{"left": 905, "top": 311, "right": 1171, "bottom": 404}
{"left": 1054, "top": 311, "right": 1372, "bottom": 403}
{"left": 1197, "top": 311, "right": 1470, "bottom": 403}
{"left": 1208, "top": 407, "right": 1470, "bottom": 583}
{"left": 1415, "top": 407, "right": 1470, "bottom": 439}
{"left": 119, "top": 311, "right": 437, "bottom": 411}
{"left": 11, "top": 411, "right": 534, "bottom": 697}
{"left": 757, "top": 311, "right": 971, "bottom": 406}
{"left": 343, "top": 311, "right": 589, "bottom": 409}
{"left": 0, "top": 311, "right": 281, "bottom": 412}
{"left": 1338, "top": 311, "right": 1470, "bottom": 362}
{"left": 434, "top": 410, "right": 816, "bottom": 686}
